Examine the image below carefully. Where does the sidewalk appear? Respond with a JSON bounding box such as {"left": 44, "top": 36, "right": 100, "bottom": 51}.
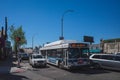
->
{"left": 0, "top": 55, "right": 26, "bottom": 74}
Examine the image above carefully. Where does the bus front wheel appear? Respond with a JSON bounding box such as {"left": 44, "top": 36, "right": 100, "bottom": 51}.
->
{"left": 58, "top": 61, "right": 63, "bottom": 69}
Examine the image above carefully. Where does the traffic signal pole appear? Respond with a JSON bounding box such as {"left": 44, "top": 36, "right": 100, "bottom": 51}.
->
{"left": 5, "top": 17, "right": 8, "bottom": 40}
{"left": 0, "top": 17, "right": 9, "bottom": 60}
{"left": 16, "top": 37, "right": 21, "bottom": 68}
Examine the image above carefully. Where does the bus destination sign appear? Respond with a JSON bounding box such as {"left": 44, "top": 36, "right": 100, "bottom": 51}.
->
{"left": 70, "top": 43, "right": 88, "bottom": 48}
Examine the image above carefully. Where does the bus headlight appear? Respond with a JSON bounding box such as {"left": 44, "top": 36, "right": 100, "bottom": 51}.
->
{"left": 68, "top": 61, "right": 74, "bottom": 66}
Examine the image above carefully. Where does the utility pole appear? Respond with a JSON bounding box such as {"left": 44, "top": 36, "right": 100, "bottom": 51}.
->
{"left": 59, "top": 10, "right": 74, "bottom": 40}
{"left": 32, "top": 35, "right": 35, "bottom": 53}
{"left": 5, "top": 17, "right": 8, "bottom": 40}
{"left": 4, "top": 17, "right": 8, "bottom": 58}
{"left": 32, "top": 36, "right": 34, "bottom": 50}
{"left": 1, "top": 27, "right": 4, "bottom": 37}
{"left": 0, "top": 27, "right": 4, "bottom": 59}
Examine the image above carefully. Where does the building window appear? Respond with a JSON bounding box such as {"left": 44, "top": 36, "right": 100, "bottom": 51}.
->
{"left": 109, "top": 43, "right": 115, "bottom": 49}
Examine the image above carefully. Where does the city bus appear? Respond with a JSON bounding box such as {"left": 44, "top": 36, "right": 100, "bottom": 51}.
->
{"left": 40, "top": 40, "right": 90, "bottom": 69}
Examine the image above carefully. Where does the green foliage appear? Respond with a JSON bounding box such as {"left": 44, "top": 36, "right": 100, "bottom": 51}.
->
{"left": 9, "top": 25, "right": 27, "bottom": 51}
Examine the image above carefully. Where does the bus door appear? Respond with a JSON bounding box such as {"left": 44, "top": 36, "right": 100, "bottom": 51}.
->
{"left": 64, "top": 49, "right": 68, "bottom": 66}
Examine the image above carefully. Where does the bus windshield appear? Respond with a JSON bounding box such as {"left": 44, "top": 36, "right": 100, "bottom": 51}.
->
{"left": 69, "top": 48, "right": 89, "bottom": 58}
{"left": 81, "top": 48, "right": 89, "bottom": 58}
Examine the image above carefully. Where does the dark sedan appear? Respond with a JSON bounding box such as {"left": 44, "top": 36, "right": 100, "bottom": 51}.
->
{"left": 19, "top": 53, "right": 29, "bottom": 60}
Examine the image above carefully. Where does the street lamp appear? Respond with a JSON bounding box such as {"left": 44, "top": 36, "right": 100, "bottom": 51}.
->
{"left": 32, "top": 35, "right": 35, "bottom": 51}
{"left": 59, "top": 10, "right": 74, "bottom": 40}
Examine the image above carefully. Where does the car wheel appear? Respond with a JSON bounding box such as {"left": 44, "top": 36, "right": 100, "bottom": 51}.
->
{"left": 44, "top": 64, "right": 47, "bottom": 67}
{"left": 94, "top": 63, "right": 101, "bottom": 69}
{"left": 32, "top": 64, "right": 35, "bottom": 68}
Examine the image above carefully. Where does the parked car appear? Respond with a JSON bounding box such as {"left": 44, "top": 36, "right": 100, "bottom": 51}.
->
{"left": 29, "top": 54, "right": 47, "bottom": 67}
{"left": 89, "top": 54, "right": 120, "bottom": 71}
{"left": 115, "top": 52, "right": 120, "bottom": 55}
{"left": 18, "top": 53, "right": 29, "bottom": 60}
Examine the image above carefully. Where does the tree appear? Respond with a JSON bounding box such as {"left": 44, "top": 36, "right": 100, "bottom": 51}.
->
{"left": 9, "top": 25, "right": 27, "bottom": 55}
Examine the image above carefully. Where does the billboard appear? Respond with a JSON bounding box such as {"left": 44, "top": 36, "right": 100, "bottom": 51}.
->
{"left": 83, "top": 36, "right": 94, "bottom": 43}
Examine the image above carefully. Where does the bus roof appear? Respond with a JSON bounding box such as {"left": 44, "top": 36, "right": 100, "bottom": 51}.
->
{"left": 44, "top": 40, "right": 77, "bottom": 47}
{"left": 40, "top": 40, "right": 78, "bottom": 50}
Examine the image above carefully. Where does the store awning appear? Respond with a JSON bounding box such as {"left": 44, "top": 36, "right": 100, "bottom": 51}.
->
{"left": 89, "top": 49, "right": 101, "bottom": 53}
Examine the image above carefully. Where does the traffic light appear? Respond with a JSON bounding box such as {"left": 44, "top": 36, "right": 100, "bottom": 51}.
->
{"left": 16, "top": 37, "right": 21, "bottom": 42}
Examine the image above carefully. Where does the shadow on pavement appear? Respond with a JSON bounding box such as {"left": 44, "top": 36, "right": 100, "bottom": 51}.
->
{"left": 47, "top": 64, "right": 110, "bottom": 75}
{"left": 0, "top": 54, "right": 31, "bottom": 80}
{"left": 0, "top": 73, "right": 30, "bottom": 80}
{"left": 33, "top": 65, "right": 50, "bottom": 69}
{"left": 66, "top": 68, "right": 111, "bottom": 75}
{"left": 0, "top": 54, "right": 17, "bottom": 73}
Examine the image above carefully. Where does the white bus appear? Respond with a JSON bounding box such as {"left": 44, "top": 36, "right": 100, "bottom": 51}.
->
{"left": 40, "top": 40, "right": 90, "bottom": 69}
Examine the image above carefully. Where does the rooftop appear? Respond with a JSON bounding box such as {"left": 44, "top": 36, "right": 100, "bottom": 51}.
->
{"left": 103, "top": 38, "right": 120, "bottom": 43}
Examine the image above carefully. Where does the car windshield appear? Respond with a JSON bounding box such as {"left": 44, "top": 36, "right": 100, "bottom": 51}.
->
{"left": 33, "top": 55, "right": 43, "bottom": 59}
{"left": 19, "top": 53, "right": 28, "bottom": 57}
{"left": 23, "top": 54, "right": 28, "bottom": 56}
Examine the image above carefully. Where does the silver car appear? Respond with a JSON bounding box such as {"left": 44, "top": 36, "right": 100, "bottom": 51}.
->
{"left": 90, "top": 54, "right": 120, "bottom": 71}
{"left": 115, "top": 52, "right": 120, "bottom": 55}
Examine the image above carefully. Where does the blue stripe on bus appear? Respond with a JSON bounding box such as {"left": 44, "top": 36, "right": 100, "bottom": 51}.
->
{"left": 47, "top": 57, "right": 62, "bottom": 64}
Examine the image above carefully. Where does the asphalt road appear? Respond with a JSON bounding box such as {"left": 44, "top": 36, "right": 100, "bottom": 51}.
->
{"left": 1, "top": 59, "right": 120, "bottom": 80}
{"left": 13, "top": 60, "right": 120, "bottom": 80}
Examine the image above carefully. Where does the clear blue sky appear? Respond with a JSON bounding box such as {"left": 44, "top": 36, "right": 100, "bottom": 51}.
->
{"left": 0, "top": 0, "right": 120, "bottom": 47}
